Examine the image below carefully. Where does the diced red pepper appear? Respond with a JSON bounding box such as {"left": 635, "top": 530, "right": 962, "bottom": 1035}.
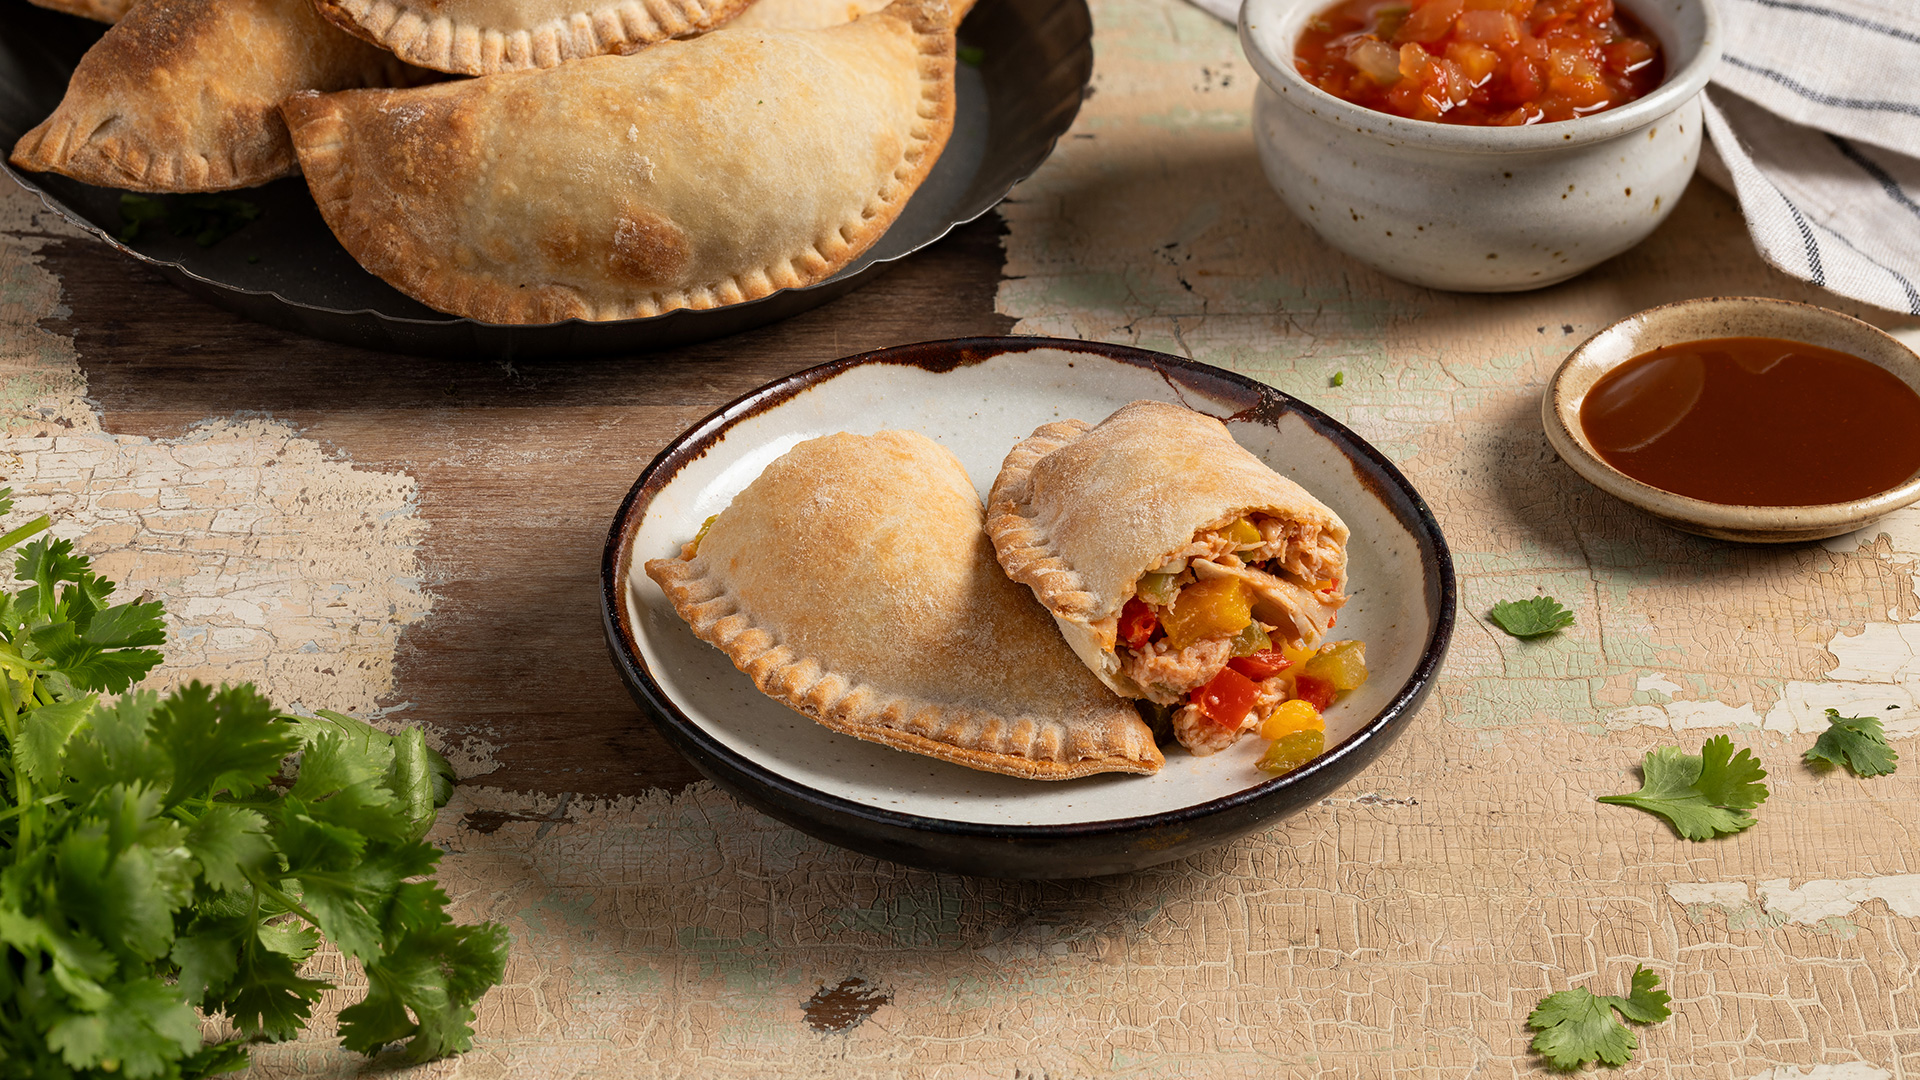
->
{"left": 1293, "top": 674, "right": 1337, "bottom": 712}
{"left": 1193, "top": 667, "right": 1260, "bottom": 730}
{"left": 1118, "top": 597, "right": 1158, "bottom": 651}
{"left": 1228, "top": 650, "right": 1293, "bottom": 681}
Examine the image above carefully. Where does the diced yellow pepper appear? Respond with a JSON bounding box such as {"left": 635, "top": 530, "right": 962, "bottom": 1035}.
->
{"left": 1259, "top": 698, "right": 1324, "bottom": 740}
{"left": 1223, "top": 517, "right": 1262, "bottom": 547}
{"left": 1162, "top": 577, "right": 1252, "bottom": 650}
{"left": 688, "top": 514, "right": 719, "bottom": 556}
{"left": 1303, "top": 640, "right": 1369, "bottom": 691}
{"left": 1257, "top": 729, "right": 1325, "bottom": 776}
{"left": 1280, "top": 638, "right": 1318, "bottom": 665}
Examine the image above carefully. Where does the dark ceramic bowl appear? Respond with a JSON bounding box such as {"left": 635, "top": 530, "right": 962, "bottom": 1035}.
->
{"left": 0, "top": 0, "right": 1091, "bottom": 358}
{"left": 601, "top": 338, "right": 1455, "bottom": 878}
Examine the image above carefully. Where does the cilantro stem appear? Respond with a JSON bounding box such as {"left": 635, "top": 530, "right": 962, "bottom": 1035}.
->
{"left": 0, "top": 515, "right": 50, "bottom": 553}
{"left": 246, "top": 870, "right": 325, "bottom": 931}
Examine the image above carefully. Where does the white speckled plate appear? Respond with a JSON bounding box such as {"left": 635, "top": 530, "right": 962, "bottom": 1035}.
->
{"left": 602, "top": 338, "right": 1454, "bottom": 878}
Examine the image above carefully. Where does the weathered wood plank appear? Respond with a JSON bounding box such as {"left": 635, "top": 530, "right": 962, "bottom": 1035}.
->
{"left": 40, "top": 215, "right": 1014, "bottom": 795}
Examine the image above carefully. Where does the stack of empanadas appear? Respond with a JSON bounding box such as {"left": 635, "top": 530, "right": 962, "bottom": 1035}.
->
{"left": 643, "top": 401, "right": 1354, "bottom": 782}
{"left": 10, "top": 0, "right": 966, "bottom": 323}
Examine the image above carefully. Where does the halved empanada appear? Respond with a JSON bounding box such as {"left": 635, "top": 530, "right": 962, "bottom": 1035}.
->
{"left": 310, "top": 0, "right": 751, "bottom": 74}
{"left": 644, "top": 430, "right": 1163, "bottom": 780}
{"left": 726, "top": 0, "right": 972, "bottom": 30}
{"left": 27, "top": 0, "right": 138, "bottom": 24}
{"left": 10, "top": 0, "right": 427, "bottom": 193}
{"left": 988, "top": 401, "right": 1350, "bottom": 755}
{"left": 281, "top": 0, "right": 954, "bottom": 324}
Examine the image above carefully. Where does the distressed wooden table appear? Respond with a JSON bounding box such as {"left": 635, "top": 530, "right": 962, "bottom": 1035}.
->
{"left": 6, "top": 1, "right": 1920, "bottom": 1075}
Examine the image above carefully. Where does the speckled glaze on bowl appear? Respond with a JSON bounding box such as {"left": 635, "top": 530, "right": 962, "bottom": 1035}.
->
{"left": 1239, "top": 0, "right": 1719, "bottom": 291}
{"left": 603, "top": 338, "right": 1455, "bottom": 879}
{"left": 1544, "top": 297, "right": 1920, "bottom": 543}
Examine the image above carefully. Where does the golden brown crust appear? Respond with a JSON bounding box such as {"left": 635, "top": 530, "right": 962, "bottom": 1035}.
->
{"left": 987, "top": 400, "right": 1351, "bottom": 699}
{"left": 26, "top": 0, "right": 138, "bottom": 24}
{"left": 10, "top": 0, "right": 428, "bottom": 193}
{"left": 308, "top": 0, "right": 754, "bottom": 75}
{"left": 726, "top": 0, "right": 973, "bottom": 30}
{"left": 282, "top": 0, "right": 955, "bottom": 325}
{"left": 642, "top": 430, "right": 1163, "bottom": 781}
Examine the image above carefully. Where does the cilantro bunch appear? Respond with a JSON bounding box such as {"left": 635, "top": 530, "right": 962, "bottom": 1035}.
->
{"left": 0, "top": 491, "right": 506, "bottom": 1078}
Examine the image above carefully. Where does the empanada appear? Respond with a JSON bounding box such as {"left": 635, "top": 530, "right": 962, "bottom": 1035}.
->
{"left": 988, "top": 401, "right": 1351, "bottom": 756}
{"left": 726, "top": 0, "right": 971, "bottom": 30}
{"left": 310, "top": 0, "right": 751, "bottom": 74}
{"left": 27, "top": 0, "right": 138, "bottom": 24}
{"left": 644, "top": 430, "right": 1164, "bottom": 781}
{"left": 281, "top": 0, "right": 954, "bottom": 324}
{"left": 10, "top": 0, "right": 427, "bottom": 193}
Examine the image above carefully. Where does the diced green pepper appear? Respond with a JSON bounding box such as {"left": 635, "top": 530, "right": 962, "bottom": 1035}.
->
{"left": 1302, "top": 640, "right": 1368, "bottom": 691}
{"left": 1230, "top": 622, "right": 1272, "bottom": 657}
{"left": 1257, "top": 729, "right": 1325, "bottom": 776}
{"left": 1136, "top": 571, "right": 1180, "bottom": 607}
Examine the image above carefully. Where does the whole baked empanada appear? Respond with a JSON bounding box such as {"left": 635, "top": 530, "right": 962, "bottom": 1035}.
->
{"left": 27, "top": 0, "right": 138, "bottom": 24}
{"left": 311, "top": 0, "right": 751, "bottom": 74}
{"left": 644, "top": 430, "right": 1164, "bottom": 780}
{"left": 281, "top": 0, "right": 954, "bottom": 324}
{"left": 10, "top": 0, "right": 427, "bottom": 193}
{"left": 988, "top": 401, "right": 1351, "bottom": 756}
{"left": 726, "top": 0, "right": 971, "bottom": 30}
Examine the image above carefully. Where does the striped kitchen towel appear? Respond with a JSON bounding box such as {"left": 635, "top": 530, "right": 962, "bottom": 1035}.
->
{"left": 1193, "top": 0, "right": 1920, "bottom": 315}
{"left": 1705, "top": 0, "right": 1920, "bottom": 315}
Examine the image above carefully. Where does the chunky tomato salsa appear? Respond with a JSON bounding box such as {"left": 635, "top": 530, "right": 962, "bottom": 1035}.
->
{"left": 1294, "top": 0, "right": 1664, "bottom": 126}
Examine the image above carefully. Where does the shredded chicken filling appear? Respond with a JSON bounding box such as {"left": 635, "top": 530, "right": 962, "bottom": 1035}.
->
{"left": 1115, "top": 515, "right": 1348, "bottom": 753}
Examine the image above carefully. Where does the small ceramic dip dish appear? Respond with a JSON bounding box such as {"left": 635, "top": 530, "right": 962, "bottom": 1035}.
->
{"left": 1238, "top": 0, "right": 1720, "bottom": 291}
{"left": 1544, "top": 296, "right": 1920, "bottom": 543}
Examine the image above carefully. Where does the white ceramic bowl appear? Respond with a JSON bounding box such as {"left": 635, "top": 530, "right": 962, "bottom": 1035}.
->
{"left": 1544, "top": 297, "right": 1920, "bottom": 543}
{"left": 1239, "top": 0, "right": 1720, "bottom": 291}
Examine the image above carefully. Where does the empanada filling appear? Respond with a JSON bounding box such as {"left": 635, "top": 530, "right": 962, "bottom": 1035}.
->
{"left": 1116, "top": 514, "right": 1348, "bottom": 755}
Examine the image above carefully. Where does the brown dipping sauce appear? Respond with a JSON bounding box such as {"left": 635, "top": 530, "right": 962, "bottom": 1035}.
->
{"left": 1579, "top": 337, "right": 1920, "bottom": 506}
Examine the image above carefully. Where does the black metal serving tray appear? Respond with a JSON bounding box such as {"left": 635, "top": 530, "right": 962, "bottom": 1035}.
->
{"left": 0, "top": 0, "right": 1091, "bottom": 358}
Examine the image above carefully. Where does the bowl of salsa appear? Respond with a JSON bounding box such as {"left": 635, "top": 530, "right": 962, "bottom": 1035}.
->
{"left": 1239, "top": 0, "right": 1720, "bottom": 291}
{"left": 1543, "top": 297, "right": 1920, "bottom": 543}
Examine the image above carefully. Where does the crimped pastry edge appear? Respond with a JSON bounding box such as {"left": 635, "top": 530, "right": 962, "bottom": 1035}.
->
{"left": 308, "top": 0, "right": 754, "bottom": 75}
{"left": 282, "top": 0, "right": 959, "bottom": 324}
{"left": 642, "top": 551, "right": 1164, "bottom": 781}
{"left": 10, "top": 112, "right": 295, "bottom": 192}
{"left": 985, "top": 418, "right": 1105, "bottom": 622}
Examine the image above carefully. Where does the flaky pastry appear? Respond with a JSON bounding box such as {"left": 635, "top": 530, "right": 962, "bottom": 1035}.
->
{"left": 310, "top": 0, "right": 751, "bottom": 74}
{"left": 27, "top": 0, "right": 138, "bottom": 24}
{"left": 726, "top": 0, "right": 972, "bottom": 30}
{"left": 644, "top": 430, "right": 1163, "bottom": 780}
{"left": 11, "top": 0, "right": 427, "bottom": 192}
{"left": 281, "top": 0, "right": 954, "bottom": 324}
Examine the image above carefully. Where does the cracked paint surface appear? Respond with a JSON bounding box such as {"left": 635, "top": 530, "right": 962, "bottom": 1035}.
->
{"left": 9, "top": 0, "right": 1920, "bottom": 1074}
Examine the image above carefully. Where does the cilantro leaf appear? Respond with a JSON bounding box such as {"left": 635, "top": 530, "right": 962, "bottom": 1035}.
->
{"left": 1805, "top": 708, "right": 1898, "bottom": 777}
{"left": 339, "top": 881, "right": 510, "bottom": 1059}
{"left": 184, "top": 805, "right": 274, "bottom": 893}
{"left": 1489, "top": 596, "right": 1575, "bottom": 637}
{"left": 0, "top": 500, "right": 507, "bottom": 1075}
{"left": 1528, "top": 966, "right": 1671, "bottom": 1070}
{"left": 15, "top": 694, "right": 96, "bottom": 788}
{"left": 1597, "top": 735, "right": 1769, "bottom": 840}
{"left": 152, "top": 682, "right": 301, "bottom": 808}
{"left": 45, "top": 976, "right": 203, "bottom": 1078}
